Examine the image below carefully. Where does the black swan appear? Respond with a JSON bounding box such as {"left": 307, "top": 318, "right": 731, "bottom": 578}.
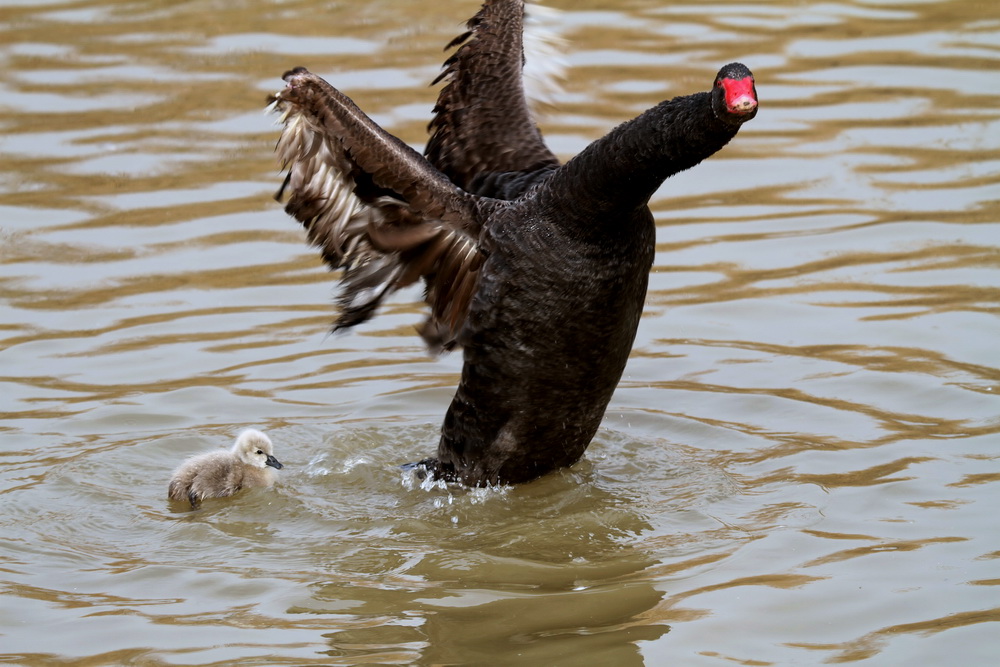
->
{"left": 268, "top": 0, "right": 757, "bottom": 486}
{"left": 168, "top": 429, "right": 283, "bottom": 507}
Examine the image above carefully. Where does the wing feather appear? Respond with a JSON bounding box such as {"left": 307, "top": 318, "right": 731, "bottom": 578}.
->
{"left": 269, "top": 68, "right": 495, "bottom": 347}
{"left": 425, "top": 0, "right": 560, "bottom": 196}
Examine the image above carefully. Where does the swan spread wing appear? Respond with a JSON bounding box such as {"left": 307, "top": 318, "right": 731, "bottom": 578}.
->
{"left": 269, "top": 68, "right": 492, "bottom": 345}
{"left": 425, "top": 0, "right": 560, "bottom": 195}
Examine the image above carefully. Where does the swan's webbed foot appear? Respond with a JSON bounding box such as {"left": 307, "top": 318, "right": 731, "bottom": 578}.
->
{"left": 401, "top": 457, "right": 459, "bottom": 484}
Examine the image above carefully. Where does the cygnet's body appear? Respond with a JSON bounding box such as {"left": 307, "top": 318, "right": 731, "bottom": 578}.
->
{"left": 168, "top": 429, "right": 283, "bottom": 507}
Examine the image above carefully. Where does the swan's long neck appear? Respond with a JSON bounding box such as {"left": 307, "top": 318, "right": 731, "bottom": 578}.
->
{"left": 545, "top": 92, "right": 740, "bottom": 223}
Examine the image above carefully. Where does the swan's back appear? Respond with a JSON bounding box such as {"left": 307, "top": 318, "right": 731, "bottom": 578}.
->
{"left": 168, "top": 450, "right": 243, "bottom": 503}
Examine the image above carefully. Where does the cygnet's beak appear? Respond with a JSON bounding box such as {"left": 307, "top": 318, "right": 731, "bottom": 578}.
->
{"left": 266, "top": 454, "right": 283, "bottom": 470}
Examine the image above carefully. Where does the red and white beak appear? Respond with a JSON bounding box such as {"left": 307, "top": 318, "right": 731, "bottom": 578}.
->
{"left": 722, "top": 76, "right": 758, "bottom": 115}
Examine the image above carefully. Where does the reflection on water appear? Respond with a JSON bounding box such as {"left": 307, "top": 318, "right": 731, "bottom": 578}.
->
{"left": 1, "top": 0, "right": 999, "bottom": 664}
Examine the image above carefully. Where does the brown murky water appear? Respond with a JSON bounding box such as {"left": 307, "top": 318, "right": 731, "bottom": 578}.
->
{"left": 1, "top": 0, "right": 998, "bottom": 664}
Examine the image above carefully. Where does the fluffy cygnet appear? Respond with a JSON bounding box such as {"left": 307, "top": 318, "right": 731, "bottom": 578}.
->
{"left": 168, "top": 429, "right": 283, "bottom": 507}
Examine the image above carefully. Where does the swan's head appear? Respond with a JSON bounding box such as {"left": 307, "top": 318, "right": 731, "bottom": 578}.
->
{"left": 712, "top": 62, "right": 758, "bottom": 125}
{"left": 231, "top": 429, "right": 284, "bottom": 470}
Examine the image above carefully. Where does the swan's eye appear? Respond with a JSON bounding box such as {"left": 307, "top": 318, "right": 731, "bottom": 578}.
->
{"left": 256, "top": 449, "right": 263, "bottom": 455}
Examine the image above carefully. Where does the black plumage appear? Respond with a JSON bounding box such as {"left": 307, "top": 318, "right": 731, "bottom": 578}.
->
{"left": 268, "top": 0, "right": 757, "bottom": 486}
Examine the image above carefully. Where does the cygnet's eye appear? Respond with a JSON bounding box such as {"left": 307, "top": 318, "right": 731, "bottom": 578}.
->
{"left": 256, "top": 449, "right": 263, "bottom": 455}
